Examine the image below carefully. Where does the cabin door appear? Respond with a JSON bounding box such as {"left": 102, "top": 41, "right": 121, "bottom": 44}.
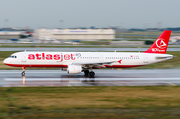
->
{"left": 144, "top": 54, "right": 148, "bottom": 63}
{"left": 22, "top": 53, "right": 27, "bottom": 62}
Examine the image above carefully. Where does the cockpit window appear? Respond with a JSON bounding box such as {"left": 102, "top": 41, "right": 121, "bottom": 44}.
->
{"left": 9, "top": 55, "right": 17, "bottom": 58}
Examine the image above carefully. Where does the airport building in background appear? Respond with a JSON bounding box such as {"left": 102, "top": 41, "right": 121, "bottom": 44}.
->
{"left": 0, "top": 31, "right": 22, "bottom": 39}
{"left": 0, "top": 27, "right": 33, "bottom": 40}
{"left": 34, "top": 29, "right": 115, "bottom": 40}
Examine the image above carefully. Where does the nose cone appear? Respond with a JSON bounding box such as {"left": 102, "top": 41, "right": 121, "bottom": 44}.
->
{"left": 3, "top": 58, "right": 10, "bottom": 64}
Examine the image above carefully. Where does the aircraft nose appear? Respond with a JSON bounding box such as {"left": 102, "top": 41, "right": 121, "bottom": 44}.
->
{"left": 3, "top": 58, "right": 10, "bottom": 64}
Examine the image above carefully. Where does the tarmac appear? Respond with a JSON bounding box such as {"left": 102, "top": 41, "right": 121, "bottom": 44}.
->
{"left": 0, "top": 69, "right": 180, "bottom": 87}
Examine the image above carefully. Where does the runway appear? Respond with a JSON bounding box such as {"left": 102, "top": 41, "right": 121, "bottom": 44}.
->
{"left": 0, "top": 69, "right": 180, "bottom": 87}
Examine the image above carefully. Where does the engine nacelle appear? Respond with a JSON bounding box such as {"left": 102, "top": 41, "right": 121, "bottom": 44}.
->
{"left": 67, "top": 65, "right": 82, "bottom": 74}
{"left": 61, "top": 67, "right": 68, "bottom": 71}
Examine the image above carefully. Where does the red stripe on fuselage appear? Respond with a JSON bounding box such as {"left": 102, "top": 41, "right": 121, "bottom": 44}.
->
{"left": 4, "top": 63, "right": 68, "bottom": 68}
{"left": 4, "top": 63, "right": 144, "bottom": 68}
{"left": 104, "top": 65, "right": 143, "bottom": 68}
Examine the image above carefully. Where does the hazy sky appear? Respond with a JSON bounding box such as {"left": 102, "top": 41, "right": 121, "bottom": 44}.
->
{"left": 0, "top": 0, "right": 179, "bottom": 29}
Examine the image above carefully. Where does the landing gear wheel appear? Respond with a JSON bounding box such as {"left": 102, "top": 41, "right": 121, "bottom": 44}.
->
{"left": 84, "top": 70, "right": 89, "bottom": 77}
{"left": 22, "top": 67, "right": 26, "bottom": 77}
{"left": 22, "top": 71, "right": 25, "bottom": 77}
{"left": 89, "top": 71, "right": 95, "bottom": 78}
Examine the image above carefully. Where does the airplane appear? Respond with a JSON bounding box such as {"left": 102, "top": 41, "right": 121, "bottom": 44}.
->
{"left": 3, "top": 30, "right": 173, "bottom": 78}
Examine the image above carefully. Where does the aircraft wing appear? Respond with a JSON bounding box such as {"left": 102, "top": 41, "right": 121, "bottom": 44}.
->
{"left": 72, "top": 61, "right": 115, "bottom": 68}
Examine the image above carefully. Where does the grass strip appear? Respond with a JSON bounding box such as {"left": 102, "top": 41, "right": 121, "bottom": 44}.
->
{"left": 0, "top": 86, "right": 180, "bottom": 119}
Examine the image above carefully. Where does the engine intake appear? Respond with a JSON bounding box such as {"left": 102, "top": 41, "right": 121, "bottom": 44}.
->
{"left": 67, "top": 65, "right": 82, "bottom": 74}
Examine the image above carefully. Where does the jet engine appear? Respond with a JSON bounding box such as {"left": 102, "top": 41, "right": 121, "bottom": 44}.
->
{"left": 67, "top": 65, "right": 82, "bottom": 74}
{"left": 61, "top": 67, "right": 68, "bottom": 71}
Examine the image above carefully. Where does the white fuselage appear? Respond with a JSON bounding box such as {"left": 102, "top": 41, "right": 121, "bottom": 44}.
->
{"left": 3, "top": 51, "right": 173, "bottom": 69}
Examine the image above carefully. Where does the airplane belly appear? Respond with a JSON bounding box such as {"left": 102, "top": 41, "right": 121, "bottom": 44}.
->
{"left": 104, "top": 59, "right": 145, "bottom": 68}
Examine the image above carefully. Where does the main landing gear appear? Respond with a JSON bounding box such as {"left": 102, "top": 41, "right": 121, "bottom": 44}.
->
{"left": 84, "top": 70, "right": 95, "bottom": 78}
{"left": 21, "top": 67, "right": 25, "bottom": 77}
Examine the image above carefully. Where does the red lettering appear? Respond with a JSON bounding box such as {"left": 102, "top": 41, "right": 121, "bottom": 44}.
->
{"left": 28, "top": 53, "right": 76, "bottom": 61}
{"left": 64, "top": 54, "right": 70, "bottom": 60}
{"left": 71, "top": 54, "right": 75, "bottom": 60}
{"left": 46, "top": 54, "right": 52, "bottom": 60}
{"left": 61, "top": 53, "right": 63, "bottom": 62}
{"left": 42, "top": 53, "right": 45, "bottom": 60}
{"left": 36, "top": 54, "right": 41, "bottom": 60}
{"left": 54, "top": 54, "right": 60, "bottom": 60}
{"left": 28, "top": 54, "right": 35, "bottom": 60}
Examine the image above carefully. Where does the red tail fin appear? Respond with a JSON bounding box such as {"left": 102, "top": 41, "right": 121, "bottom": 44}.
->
{"left": 144, "top": 30, "right": 171, "bottom": 54}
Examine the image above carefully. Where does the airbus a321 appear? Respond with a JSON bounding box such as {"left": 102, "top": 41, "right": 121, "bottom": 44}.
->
{"left": 3, "top": 30, "right": 173, "bottom": 78}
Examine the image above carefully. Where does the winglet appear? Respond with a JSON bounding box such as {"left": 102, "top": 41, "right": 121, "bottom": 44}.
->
{"left": 144, "top": 30, "right": 171, "bottom": 54}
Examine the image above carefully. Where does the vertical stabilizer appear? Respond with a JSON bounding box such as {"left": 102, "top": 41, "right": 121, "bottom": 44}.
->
{"left": 144, "top": 30, "right": 171, "bottom": 54}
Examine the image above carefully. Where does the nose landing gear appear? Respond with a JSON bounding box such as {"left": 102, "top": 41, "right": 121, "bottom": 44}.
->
{"left": 21, "top": 67, "right": 26, "bottom": 77}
